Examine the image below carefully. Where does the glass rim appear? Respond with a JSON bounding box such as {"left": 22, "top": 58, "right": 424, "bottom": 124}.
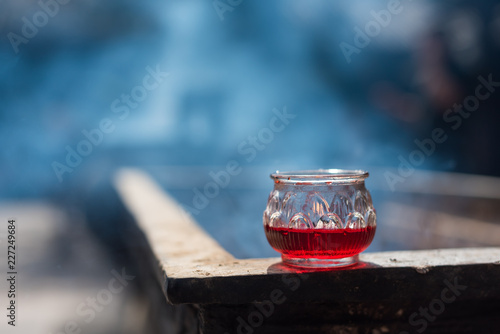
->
{"left": 270, "top": 169, "right": 369, "bottom": 184}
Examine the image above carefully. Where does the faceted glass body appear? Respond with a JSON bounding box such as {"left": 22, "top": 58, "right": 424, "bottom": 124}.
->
{"left": 263, "top": 170, "right": 376, "bottom": 268}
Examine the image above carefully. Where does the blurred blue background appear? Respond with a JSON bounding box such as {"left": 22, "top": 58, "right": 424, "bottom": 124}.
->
{"left": 1, "top": 1, "right": 500, "bottom": 333}
{"left": 2, "top": 0, "right": 500, "bottom": 253}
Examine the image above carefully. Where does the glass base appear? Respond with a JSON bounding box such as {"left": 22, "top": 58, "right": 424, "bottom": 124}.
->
{"left": 281, "top": 254, "right": 359, "bottom": 269}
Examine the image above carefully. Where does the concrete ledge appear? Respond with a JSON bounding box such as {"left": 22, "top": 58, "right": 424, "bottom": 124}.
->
{"left": 114, "top": 168, "right": 500, "bottom": 333}
{"left": 114, "top": 169, "right": 500, "bottom": 302}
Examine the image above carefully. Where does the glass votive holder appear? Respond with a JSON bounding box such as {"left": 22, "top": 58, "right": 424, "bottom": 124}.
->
{"left": 263, "top": 169, "right": 376, "bottom": 268}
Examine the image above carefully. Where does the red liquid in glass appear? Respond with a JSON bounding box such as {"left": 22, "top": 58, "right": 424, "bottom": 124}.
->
{"left": 265, "top": 225, "right": 376, "bottom": 259}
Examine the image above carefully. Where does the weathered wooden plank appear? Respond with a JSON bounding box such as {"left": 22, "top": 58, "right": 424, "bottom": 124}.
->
{"left": 114, "top": 169, "right": 500, "bottom": 308}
